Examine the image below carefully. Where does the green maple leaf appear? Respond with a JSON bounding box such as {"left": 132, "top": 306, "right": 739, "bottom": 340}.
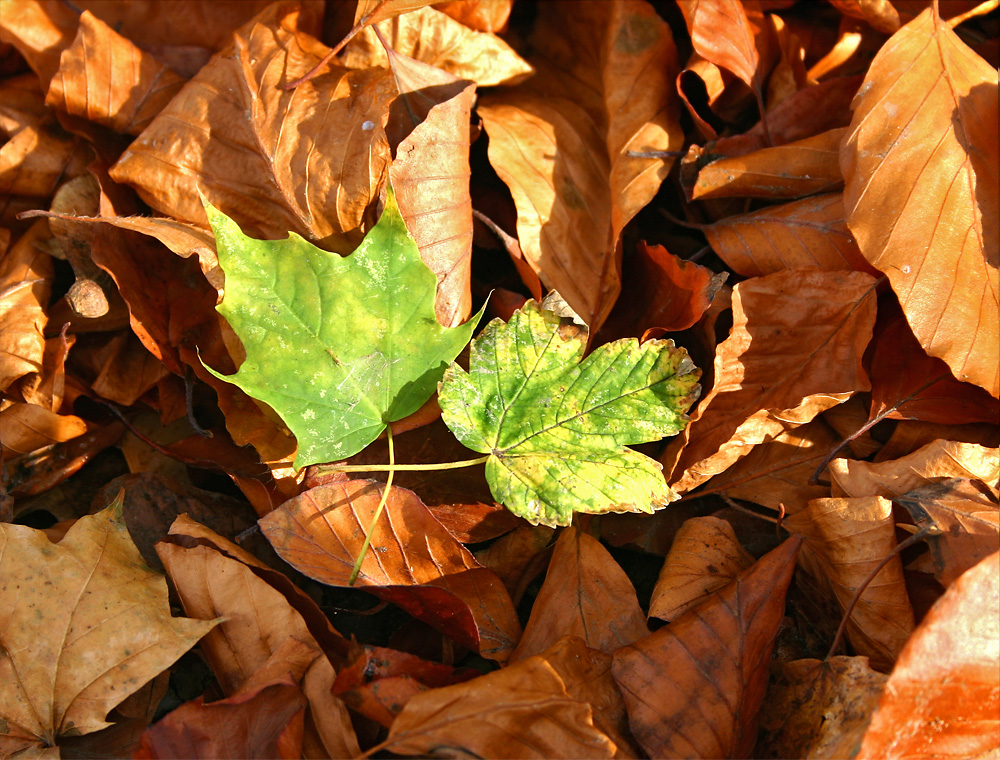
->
{"left": 204, "top": 188, "right": 480, "bottom": 468}
{"left": 438, "top": 300, "right": 701, "bottom": 526}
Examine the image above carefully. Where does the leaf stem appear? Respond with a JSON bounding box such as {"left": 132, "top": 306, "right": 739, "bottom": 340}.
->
{"left": 319, "top": 455, "right": 491, "bottom": 474}
{"left": 348, "top": 427, "right": 396, "bottom": 586}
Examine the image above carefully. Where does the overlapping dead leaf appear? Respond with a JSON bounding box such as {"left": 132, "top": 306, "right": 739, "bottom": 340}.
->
{"left": 1, "top": 1, "right": 997, "bottom": 757}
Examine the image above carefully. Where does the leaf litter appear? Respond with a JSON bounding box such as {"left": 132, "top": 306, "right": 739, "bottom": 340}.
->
{"left": 0, "top": 1, "right": 997, "bottom": 757}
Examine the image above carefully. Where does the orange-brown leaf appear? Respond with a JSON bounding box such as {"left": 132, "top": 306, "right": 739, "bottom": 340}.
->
{"left": 692, "top": 128, "right": 845, "bottom": 200}
{"left": 756, "top": 656, "right": 888, "bottom": 759}
{"left": 391, "top": 83, "right": 477, "bottom": 327}
{"left": 0, "top": 221, "right": 52, "bottom": 391}
{"left": 612, "top": 536, "right": 800, "bottom": 759}
{"left": 478, "top": 0, "right": 681, "bottom": 329}
{"left": 703, "top": 193, "right": 875, "bottom": 276}
{"left": 258, "top": 480, "right": 521, "bottom": 662}
{"left": 45, "top": 11, "right": 186, "bottom": 136}
{"left": 841, "top": 7, "right": 999, "bottom": 397}
{"left": 109, "top": 2, "right": 394, "bottom": 251}
{"left": 383, "top": 638, "right": 618, "bottom": 758}
{"left": 510, "top": 527, "right": 648, "bottom": 662}
{"left": 855, "top": 551, "right": 1000, "bottom": 759}
{"left": 662, "top": 269, "right": 878, "bottom": 493}
{"left": 648, "top": 516, "right": 755, "bottom": 622}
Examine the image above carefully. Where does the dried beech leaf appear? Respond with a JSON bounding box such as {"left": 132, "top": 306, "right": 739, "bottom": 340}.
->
{"left": 258, "top": 480, "right": 521, "bottom": 662}
{"left": 0, "top": 221, "right": 51, "bottom": 390}
{"left": 784, "top": 496, "right": 915, "bottom": 670}
{"left": 703, "top": 193, "right": 875, "bottom": 276}
{"left": 342, "top": 5, "right": 532, "bottom": 86}
{"left": 841, "top": 7, "right": 999, "bottom": 397}
{"left": 390, "top": 83, "right": 477, "bottom": 327}
{"left": 478, "top": 0, "right": 681, "bottom": 329}
{"left": 612, "top": 537, "right": 800, "bottom": 759}
{"left": 45, "top": 11, "right": 186, "bottom": 136}
{"left": 662, "top": 269, "right": 877, "bottom": 493}
{"left": 648, "top": 516, "right": 755, "bottom": 622}
{"left": 830, "top": 439, "right": 1000, "bottom": 499}
{"left": 894, "top": 478, "right": 999, "bottom": 587}
{"left": 756, "top": 656, "right": 888, "bottom": 760}
{"left": 383, "top": 641, "right": 618, "bottom": 758}
{"left": 692, "top": 128, "right": 845, "bottom": 200}
{"left": 109, "top": 2, "right": 395, "bottom": 251}
{"left": 510, "top": 527, "right": 648, "bottom": 662}
{"left": 856, "top": 551, "right": 1000, "bottom": 759}
{"left": 695, "top": 419, "right": 838, "bottom": 515}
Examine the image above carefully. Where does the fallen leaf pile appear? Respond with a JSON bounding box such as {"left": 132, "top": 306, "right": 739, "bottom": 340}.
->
{"left": 1, "top": 0, "right": 997, "bottom": 757}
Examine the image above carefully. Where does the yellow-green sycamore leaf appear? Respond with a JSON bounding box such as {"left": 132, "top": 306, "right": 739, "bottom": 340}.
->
{"left": 438, "top": 300, "right": 701, "bottom": 526}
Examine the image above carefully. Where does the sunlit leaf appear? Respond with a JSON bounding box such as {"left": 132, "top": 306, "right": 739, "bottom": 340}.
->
{"left": 204, "top": 187, "right": 479, "bottom": 467}
{"left": 439, "top": 299, "right": 701, "bottom": 526}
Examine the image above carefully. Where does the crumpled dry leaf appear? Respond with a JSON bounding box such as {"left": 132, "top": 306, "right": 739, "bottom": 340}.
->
{"left": 382, "top": 637, "right": 619, "bottom": 758}
{"left": 855, "top": 550, "right": 1000, "bottom": 759}
{"left": 784, "top": 495, "right": 915, "bottom": 670}
{"left": 648, "top": 515, "right": 755, "bottom": 622}
{"left": 109, "top": 2, "right": 395, "bottom": 252}
{"left": 0, "top": 497, "right": 218, "bottom": 751}
{"left": 478, "top": 0, "right": 682, "bottom": 330}
{"left": 342, "top": 5, "right": 531, "bottom": 86}
{"left": 695, "top": 418, "right": 837, "bottom": 514}
{"left": 258, "top": 479, "right": 521, "bottom": 663}
{"left": 612, "top": 536, "right": 800, "bottom": 759}
{"left": 841, "top": 6, "right": 999, "bottom": 397}
{"left": 0, "top": 220, "right": 51, "bottom": 390}
{"left": 756, "top": 656, "right": 888, "bottom": 760}
{"left": 894, "top": 478, "right": 999, "bottom": 587}
{"left": 45, "top": 11, "right": 186, "bottom": 136}
{"left": 510, "top": 526, "right": 648, "bottom": 662}
{"left": 662, "top": 269, "right": 878, "bottom": 493}
{"left": 830, "top": 439, "right": 1000, "bottom": 499}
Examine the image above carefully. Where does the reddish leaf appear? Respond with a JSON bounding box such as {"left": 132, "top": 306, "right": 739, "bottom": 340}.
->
{"left": 258, "top": 480, "right": 521, "bottom": 662}
{"left": 135, "top": 677, "right": 306, "bottom": 760}
{"left": 869, "top": 306, "right": 1000, "bottom": 425}
{"left": 332, "top": 644, "right": 478, "bottom": 727}
{"left": 855, "top": 551, "right": 1000, "bottom": 759}
{"left": 612, "top": 537, "right": 801, "bottom": 759}
{"left": 597, "top": 241, "right": 728, "bottom": 342}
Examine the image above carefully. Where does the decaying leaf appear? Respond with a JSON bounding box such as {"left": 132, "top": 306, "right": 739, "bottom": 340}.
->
{"left": 439, "top": 299, "right": 701, "bottom": 526}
